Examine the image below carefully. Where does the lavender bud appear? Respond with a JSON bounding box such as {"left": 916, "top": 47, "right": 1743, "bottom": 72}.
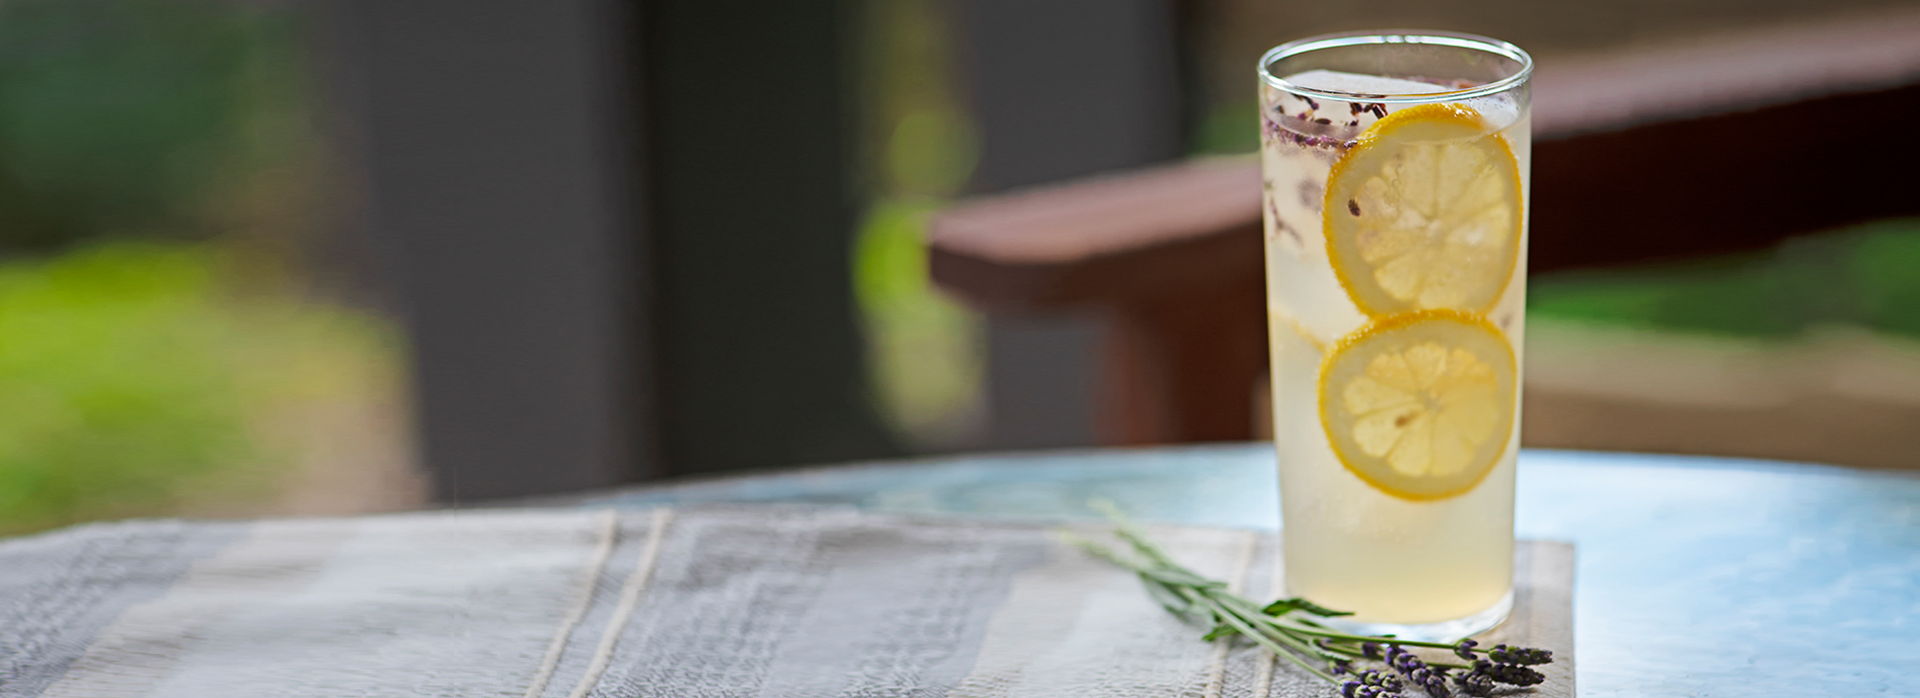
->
{"left": 1484, "top": 662, "right": 1546, "bottom": 686}
{"left": 1361, "top": 642, "right": 1383, "bottom": 659}
{"left": 1488, "top": 644, "right": 1553, "bottom": 665}
{"left": 1391, "top": 652, "right": 1426, "bottom": 675}
{"left": 1454, "top": 672, "right": 1495, "bottom": 697}
{"left": 1342, "top": 680, "right": 1363, "bottom": 698}
{"left": 1357, "top": 669, "right": 1400, "bottom": 692}
{"left": 1376, "top": 672, "right": 1403, "bottom": 692}
{"left": 1424, "top": 677, "right": 1452, "bottom": 698}
{"left": 1331, "top": 660, "right": 1351, "bottom": 675}
{"left": 1452, "top": 639, "right": 1478, "bottom": 660}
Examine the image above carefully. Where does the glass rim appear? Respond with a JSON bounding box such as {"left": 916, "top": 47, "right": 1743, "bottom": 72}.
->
{"left": 1258, "top": 30, "right": 1534, "bottom": 104}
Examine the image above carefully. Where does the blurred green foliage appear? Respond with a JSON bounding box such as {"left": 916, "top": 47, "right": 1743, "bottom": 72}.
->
{"left": 1530, "top": 218, "right": 1920, "bottom": 339}
{"left": 0, "top": 2, "right": 401, "bottom": 534}
{"left": 1193, "top": 100, "right": 1260, "bottom": 155}
{"left": 885, "top": 108, "right": 977, "bottom": 198}
{"left": 853, "top": 0, "right": 985, "bottom": 447}
{"left": 854, "top": 200, "right": 982, "bottom": 443}
{"left": 0, "top": 242, "right": 399, "bottom": 535}
{"left": 0, "top": 0, "right": 294, "bottom": 251}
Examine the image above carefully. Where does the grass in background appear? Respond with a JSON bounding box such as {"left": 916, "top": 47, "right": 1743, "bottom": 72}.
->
{"left": 1529, "top": 218, "right": 1920, "bottom": 339}
{"left": 0, "top": 242, "right": 400, "bottom": 535}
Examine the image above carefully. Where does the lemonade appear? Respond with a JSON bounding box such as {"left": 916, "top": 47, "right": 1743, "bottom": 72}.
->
{"left": 1259, "top": 34, "right": 1532, "bottom": 637}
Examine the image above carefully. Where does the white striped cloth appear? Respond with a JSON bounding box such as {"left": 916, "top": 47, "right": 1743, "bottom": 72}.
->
{"left": 0, "top": 506, "right": 1572, "bottom": 698}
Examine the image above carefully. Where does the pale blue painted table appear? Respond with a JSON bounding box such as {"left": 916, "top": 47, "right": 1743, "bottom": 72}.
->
{"left": 577, "top": 445, "right": 1920, "bottom": 697}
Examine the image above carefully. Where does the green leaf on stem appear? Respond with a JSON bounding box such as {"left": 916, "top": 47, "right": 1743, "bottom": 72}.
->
{"left": 1262, "top": 597, "right": 1355, "bottom": 618}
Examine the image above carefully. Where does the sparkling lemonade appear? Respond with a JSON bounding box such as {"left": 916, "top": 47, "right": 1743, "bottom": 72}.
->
{"left": 1259, "top": 35, "right": 1532, "bottom": 636}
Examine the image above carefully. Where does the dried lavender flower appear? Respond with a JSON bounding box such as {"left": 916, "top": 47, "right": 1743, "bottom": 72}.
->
{"left": 1452, "top": 639, "right": 1478, "bottom": 660}
{"left": 1386, "top": 645, "right": 1429, "bottom": 676}
{"left": 1454, "top": 671, "right": 1495, "bottom": 696}
{"left": 1474, "top": 660, "right": 1546, "bottom": 687}
{"left": 1488, "top": 644, "right": 1552, "bottom": 665}
{"left": 1359, "top": 669, "right": 1401, "bottom": 691}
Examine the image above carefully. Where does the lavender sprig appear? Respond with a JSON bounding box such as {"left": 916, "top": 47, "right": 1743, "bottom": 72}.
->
{"left": 1488, "top": 644, "right": 1554, "bottom": 665}
{"left": 1064, "top": 502, "right": 1557, "bottom": 697}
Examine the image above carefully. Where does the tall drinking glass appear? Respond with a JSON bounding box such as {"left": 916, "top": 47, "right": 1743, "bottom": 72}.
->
{"left": 1259, "top": 32, "right": 1532, "bottom": 640}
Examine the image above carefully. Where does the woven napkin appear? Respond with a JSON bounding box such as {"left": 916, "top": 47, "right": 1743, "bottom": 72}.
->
{"left": 0, "top": 506, "right": 1572, "bottom": 698}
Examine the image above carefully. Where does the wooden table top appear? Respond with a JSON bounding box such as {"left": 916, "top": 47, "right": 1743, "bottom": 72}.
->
{"left": 576, "top": 445, "right": 1920, "bottom": 697}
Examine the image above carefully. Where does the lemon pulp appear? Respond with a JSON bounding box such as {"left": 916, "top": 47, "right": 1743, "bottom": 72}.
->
{"left": 1324, "top": 103, "right": 1523, "bottom": 317}
{"left": 1319, "top": 311, "right": 1516, "bottom": 501}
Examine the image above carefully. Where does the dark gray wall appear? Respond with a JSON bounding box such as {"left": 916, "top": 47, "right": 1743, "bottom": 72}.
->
{"left": 331, "top": 0, "right": 904, "bottom": 495}
{"left": 953, "top": 0, "right": 1186, "bottom": 193}
{"left": 329, "top": 0, "right": 648, "bottom": 500}
{"left": 326, "top": 0, "right": 1178, "bottom": 492}
{"left": 639, "top": 0, "right": 901, "bottom": 474}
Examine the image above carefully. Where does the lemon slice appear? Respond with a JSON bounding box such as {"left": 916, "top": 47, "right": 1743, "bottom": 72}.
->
{"left": 1320, "top": 311, "right": 1516, "bottom": 501}
{"left": 1325, "top": 103, "right": 1522, "bottom": 316}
